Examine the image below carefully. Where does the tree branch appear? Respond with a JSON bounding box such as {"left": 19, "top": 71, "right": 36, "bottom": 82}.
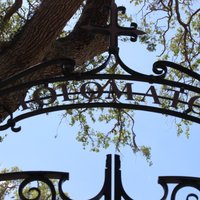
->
{"left": 0, "top": 0, "right": 23, "bottom": 33}
{"left": 46, "top": 0, "right": 110, "bottom": 67}
{"left": 0, "top": 0, "right": 110, "bottom": 121}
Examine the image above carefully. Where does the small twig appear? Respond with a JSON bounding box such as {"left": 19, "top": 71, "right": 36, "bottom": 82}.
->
{"left": 122, "top": 109, "right": 139, "bottom": 151}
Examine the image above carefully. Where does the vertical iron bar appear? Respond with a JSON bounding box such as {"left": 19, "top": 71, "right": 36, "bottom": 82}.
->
{"left": 114, "top": 154, "right": 121, "bottom": 200}
{"left": 105, "top": 154, "right": 112, "bottom": 200}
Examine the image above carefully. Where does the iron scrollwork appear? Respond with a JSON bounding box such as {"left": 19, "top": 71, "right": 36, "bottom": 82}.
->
{"left": 0, "top": 171, "right": 70, "bottom": 200}
{"left": 0, "top": 0, "right": 199, "bottom": 132}
{"left": 81, "top": 0, "right": 146, "bottom": 54}
{"left": 0, "top": 55, "right": 199, "bottom": 132}
{"left": 158, "top": 176, "right": 200, "bottom": 200}
{"left": 0, "top": 155, "right": 133, "bottom": 200}
{"left": 1, "top": 156, "right": 200, "bottom": 199}
{"left": 0, "top": 104, "right": 21, "bottom": 132}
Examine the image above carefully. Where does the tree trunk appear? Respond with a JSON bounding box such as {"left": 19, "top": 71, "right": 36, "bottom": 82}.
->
{"left": 0, "top": 0, "right": 110, "bottom": 121}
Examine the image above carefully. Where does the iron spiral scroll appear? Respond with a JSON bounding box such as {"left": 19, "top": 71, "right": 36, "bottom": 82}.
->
{"left": 0, "top": 55, "right": 199, "bottom": 132}
{"left": 0, "top": 155, "right": 200, "bottom": 199}
{"left": 0, "top": 155, "right": 133, "bottom": 200}
{"left": 0, "top": 171, "right": 70, "bottom": 200}
{"left": 158, "top": 176, "right": 200, "bottom": 200}
{"left": 0, "top": 0, "right": 199, "bottom": 132}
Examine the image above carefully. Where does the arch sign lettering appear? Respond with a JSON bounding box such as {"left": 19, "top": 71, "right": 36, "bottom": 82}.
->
{"left": 0, "top": 0, "right": 199, "bottom": 132}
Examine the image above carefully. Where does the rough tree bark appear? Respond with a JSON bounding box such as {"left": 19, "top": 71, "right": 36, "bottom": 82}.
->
{"left": 0, "top": 0, "right": 110, "bottom": 121}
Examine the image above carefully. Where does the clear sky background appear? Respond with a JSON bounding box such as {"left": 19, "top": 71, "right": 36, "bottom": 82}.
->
{"left": 0, "top": 0, "right": 199, "bottom": 199}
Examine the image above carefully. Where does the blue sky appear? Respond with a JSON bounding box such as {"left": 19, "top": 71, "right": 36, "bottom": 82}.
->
{"left": 1, "top": 41, "right": 199, "bottom": 200}
{"left": 0, "top": 0, "right": 200, "bottom": 199}
{"left": 1, "top": 104, "right": 200, "bottom": 199}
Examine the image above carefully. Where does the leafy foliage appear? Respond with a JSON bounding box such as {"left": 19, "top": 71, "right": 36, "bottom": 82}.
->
{"left": 130, "top": 0, "right": 199, "bottom": 136}
{"left": 0, "top": 0, "right": 199, "bottom": 164}
{"left": 0, "top": 0, "right": 40, "bottom": 41}
{"left": 131, "top": 0, "right": 199, "bottom": 68}
{"left": 0, "top": 167, "right": 69, "bottom": 199}
{"left": 0, "top": 167, "right": 20, "bottom": 199}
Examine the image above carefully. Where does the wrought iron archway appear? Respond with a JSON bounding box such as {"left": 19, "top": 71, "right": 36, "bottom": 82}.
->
{"left": 0, "top": 0, "right": 199, "bottom": 199}
{"left": 0, "top": 0, "right": 199, "bottom": 132}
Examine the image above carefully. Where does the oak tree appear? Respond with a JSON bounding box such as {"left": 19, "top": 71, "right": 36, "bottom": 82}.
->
{"left": 0, "top": 0, "right": 199, "bottom": 162}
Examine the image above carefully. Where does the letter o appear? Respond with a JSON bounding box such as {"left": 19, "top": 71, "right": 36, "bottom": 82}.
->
{"left": 33, "top": 86, "right": 57, "bottom": 107}
{"left": 188, "top": 95, "right": 200, "bottom": 114}
{"left": 80, "top": 82, "right": 103, "bottom": 99}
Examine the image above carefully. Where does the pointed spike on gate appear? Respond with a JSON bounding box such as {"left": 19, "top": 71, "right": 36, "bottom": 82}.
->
{"left": 115, "top": 154, "right": 121, "bottom": 170}
{"left": 106, "top": 154, "right": 112, "bottom": 169}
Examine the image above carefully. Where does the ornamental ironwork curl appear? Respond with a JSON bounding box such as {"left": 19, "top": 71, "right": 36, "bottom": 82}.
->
{"left": 0, "top": 171, "right": 69, "bottom": 200}
{"left": 0, "top": 0, "right": 199, "bottom": 132}
{"left": 0, "top": 56, "right": 199, "bottom": 131}
{"left": 1, "top": 156, "right": 200, "bottom": 199}
{"left": 0, "top": 54, "right": 199, "bottom": 132}
{"left": 0, "top": 104, "right": 21, "bottom": 132}
{"left": 158, "top": 176, "right": 200, "bottom": 200}
{"left": 0, "top": 155, "right": 133, "bottom": 200}
{"left": 19, "top": 177, "right": 56, "bottom": 200}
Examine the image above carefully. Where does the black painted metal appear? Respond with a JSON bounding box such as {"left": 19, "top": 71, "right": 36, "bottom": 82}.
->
{"left": 158, "top": 176, "right": 200, "bottom": 200}
{"left": 89, "top": 154, "right": 133, "bottom": 200}
{"left": 81, "top": 0, "right": 145, "bottom": 54}
{"left": 0, "top": 59, "right": 75, "bottom": 89}
{"left": 0, "top": 0, "right": 199, "bottom": 132}
{"left": 114, "top": 154, "right": 133, "bottom": 200}
{"left": 1, "top": 102, "right": 200, "bottom": 133}
{"left": 0, "top": 57, "right": 199, "bottom": 131}
{"left": 0, "top": 171, "right": 70, "bottom": 200}
{"left": 0, "top": 0, "right": 199, "bottom": 199}
{"left": 0, "top": 154, "right": 133, "bottom": 200}
{"left": 1, "top": 155, "right": 200, "bottom": 199}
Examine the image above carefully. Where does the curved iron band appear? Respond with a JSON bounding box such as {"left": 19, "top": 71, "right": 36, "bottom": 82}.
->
{"left": 58, "top": 178, "right": 72, "bottom": 200}
{"left": 158, "top": 176, "right": 200, "bottom": 200}
{"left": 0, "top": 53, "right": 199, "bottom": 94}
{"left": 171, "top": 183, "right": 200, "bottom": 200}
{"left": 158, "top": 181, "right": 168, "bottom": 200}
{"left": 83, "top": 51, "right": 200, "bottom": 82}
{"left": 23, "top": 88, "right": 200, "bottom": 111}
{"left": 2, "top": 83, "right": 200, "bottom": 121}
{"left": 0, "top": 73, "right": 199, "bottom": 97}
{"left": 0, "top": 104, "right": 21, "bottom": 132}
{"left": 80, "top": 0, "right": 199, "bottom": 81}
{"left": 83, "top": 53, "right": 112, "bottom": 75}
{"left": 0, "top": 103, "right": 199, "bottom": 132}
{"left": 0, "top": 59, "right": 75, "bottom": 89}
{"left": 117, "top": 52, "right": 200, "bottom": 81}
{"left": 152, "top": 61, "right": 200, "bottom": 81}
{"left": 80, "top": 51, "right": 165, "bottom": 79}
{"left": 187, "top": 194, "right": 199, "bottom": 200}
